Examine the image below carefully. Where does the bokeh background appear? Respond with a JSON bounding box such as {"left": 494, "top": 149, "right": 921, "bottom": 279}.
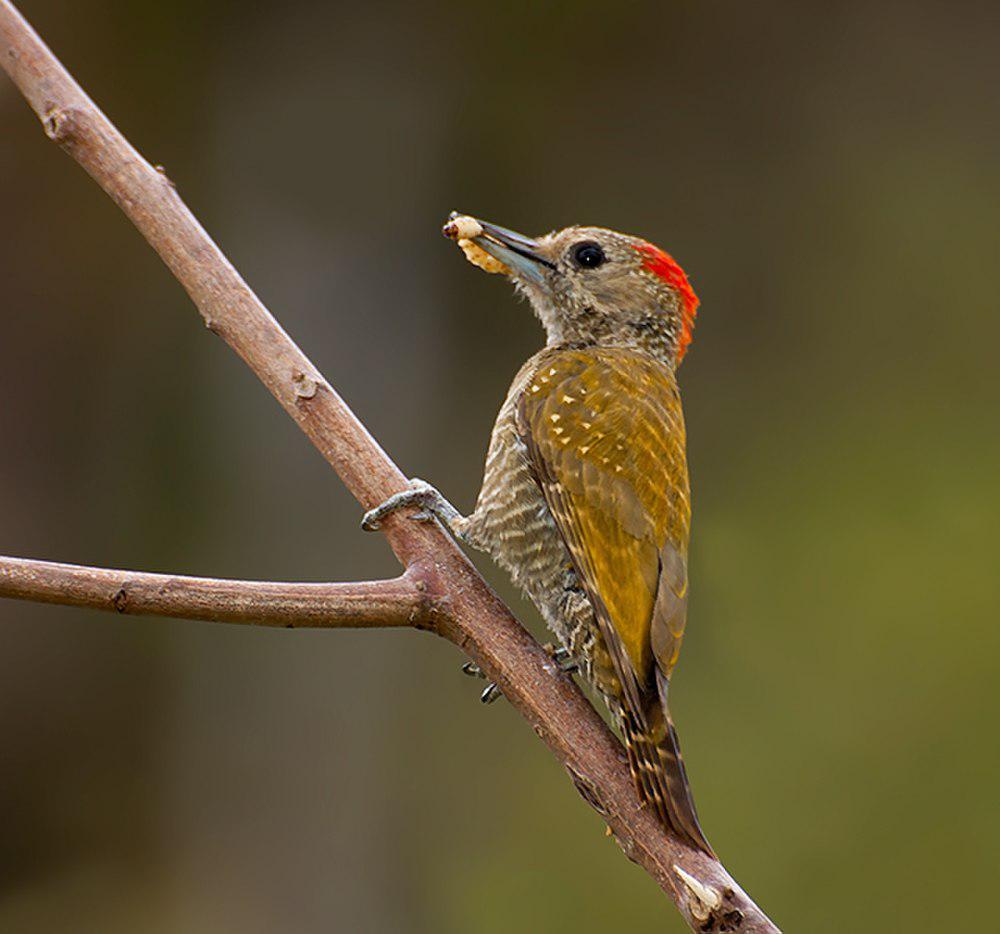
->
{"left": 2, "top": 1, "right": 998, "bottom": 931}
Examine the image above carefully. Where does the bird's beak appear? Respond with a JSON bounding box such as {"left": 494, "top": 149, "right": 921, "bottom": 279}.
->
{"left": 447, "top": 212, "right": 554, "bottom": 284}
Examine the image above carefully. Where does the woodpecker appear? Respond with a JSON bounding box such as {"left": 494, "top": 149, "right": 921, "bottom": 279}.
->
{"left": 363, "top": 213, "right": 710, "bottom": 854}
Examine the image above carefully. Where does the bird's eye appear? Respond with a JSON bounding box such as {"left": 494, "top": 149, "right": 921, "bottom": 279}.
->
{"left": 572, "top": 241, "right": 605, "bottom": 269}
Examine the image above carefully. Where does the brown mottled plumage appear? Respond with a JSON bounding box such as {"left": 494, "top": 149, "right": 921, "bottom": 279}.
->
{"left": 365, "top": 215, "right": 710, "bottom": 853}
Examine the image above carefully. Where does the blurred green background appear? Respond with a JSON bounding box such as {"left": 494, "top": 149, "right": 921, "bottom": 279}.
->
{"left": 1, "top": 1, "right": 998, "bottom": 931}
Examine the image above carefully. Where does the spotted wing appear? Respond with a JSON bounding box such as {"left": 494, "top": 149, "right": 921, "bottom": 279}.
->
{"left": 516, "top": 347, "right": 691, "bottom": 718}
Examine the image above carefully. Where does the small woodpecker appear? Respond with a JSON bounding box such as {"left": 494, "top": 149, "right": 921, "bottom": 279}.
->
{"left": 364, "top": 213, "right": 710, "bottom": 854}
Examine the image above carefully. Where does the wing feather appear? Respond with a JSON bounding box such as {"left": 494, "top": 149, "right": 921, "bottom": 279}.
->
{"left": 516, "top": 347, "right": 691, "bottom": 717}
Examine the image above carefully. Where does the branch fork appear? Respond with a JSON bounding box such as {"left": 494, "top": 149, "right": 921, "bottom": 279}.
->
{"left": 0, "top": 2, "right": 780, "bottom": 930}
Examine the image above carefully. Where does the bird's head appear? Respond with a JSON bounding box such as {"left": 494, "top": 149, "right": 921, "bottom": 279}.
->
{"left": 444, "top": 213, "right": 699, "bottom": 367}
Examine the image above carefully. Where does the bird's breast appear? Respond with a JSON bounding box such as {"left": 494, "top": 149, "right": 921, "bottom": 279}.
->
{"left": 461, "top": 353, "right": 583, "bottom": 640}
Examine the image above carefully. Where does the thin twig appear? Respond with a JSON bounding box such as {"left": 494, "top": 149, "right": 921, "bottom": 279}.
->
{"left": 0, "top": 3, "right": 779, "bottom": 930}
{"left": 0, "top": 555, "right": 429, "bottom": 628}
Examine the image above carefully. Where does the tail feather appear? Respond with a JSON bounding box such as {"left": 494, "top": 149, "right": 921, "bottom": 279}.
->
{"left": 620, "top": 673, "right": 713, "bottom": 856}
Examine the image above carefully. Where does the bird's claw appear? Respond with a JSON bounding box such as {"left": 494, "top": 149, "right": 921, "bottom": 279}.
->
{"left": 461, "top": 645, "right": 572, "bottom": 707}
{"left": 543, "top": 642, "right": 579, "bottom": 674}
{"left": 361, "top": 478, "right": 460, "bottom": 532}
{"left": 479, "top": 682, "right": 503, "bottom": 704}
{"left": 460, "top": 660, "right": 503, "bottom": 704}
{"left": 361, "top": 479, "right": 438, "bottom": 531}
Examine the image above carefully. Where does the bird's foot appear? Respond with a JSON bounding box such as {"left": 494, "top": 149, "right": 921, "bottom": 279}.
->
{"left": 460, "top": 661, "right": 503, "bottom": 704}
{"left": 361, "top": 478, "right": 462, "bottom": 532}
{"left": 458, "top": 644, "right": 574, "bottom": 707}
{"left": 543, "top": 642, "right": 579, "bottom": 674}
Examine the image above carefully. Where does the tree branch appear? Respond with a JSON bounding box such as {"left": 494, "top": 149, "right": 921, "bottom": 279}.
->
{"left": 0, "top": 555, "right": 429, "bottom": 629}
{"left": 0, "top": 3, "right": 780, "bottom": 931}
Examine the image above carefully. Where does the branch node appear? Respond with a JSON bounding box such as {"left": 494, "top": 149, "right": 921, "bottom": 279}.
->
{"left": 42, "top": 104, "right": 80, "bottom": 144}
{"left": 112, "top": 586, "right": 129, "bottom": 613}
{"left": 673, "top": 865, "right": 745, "bottom": 932}
{"left": 292, "top": 370, "right": 318, "bottom": 399}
